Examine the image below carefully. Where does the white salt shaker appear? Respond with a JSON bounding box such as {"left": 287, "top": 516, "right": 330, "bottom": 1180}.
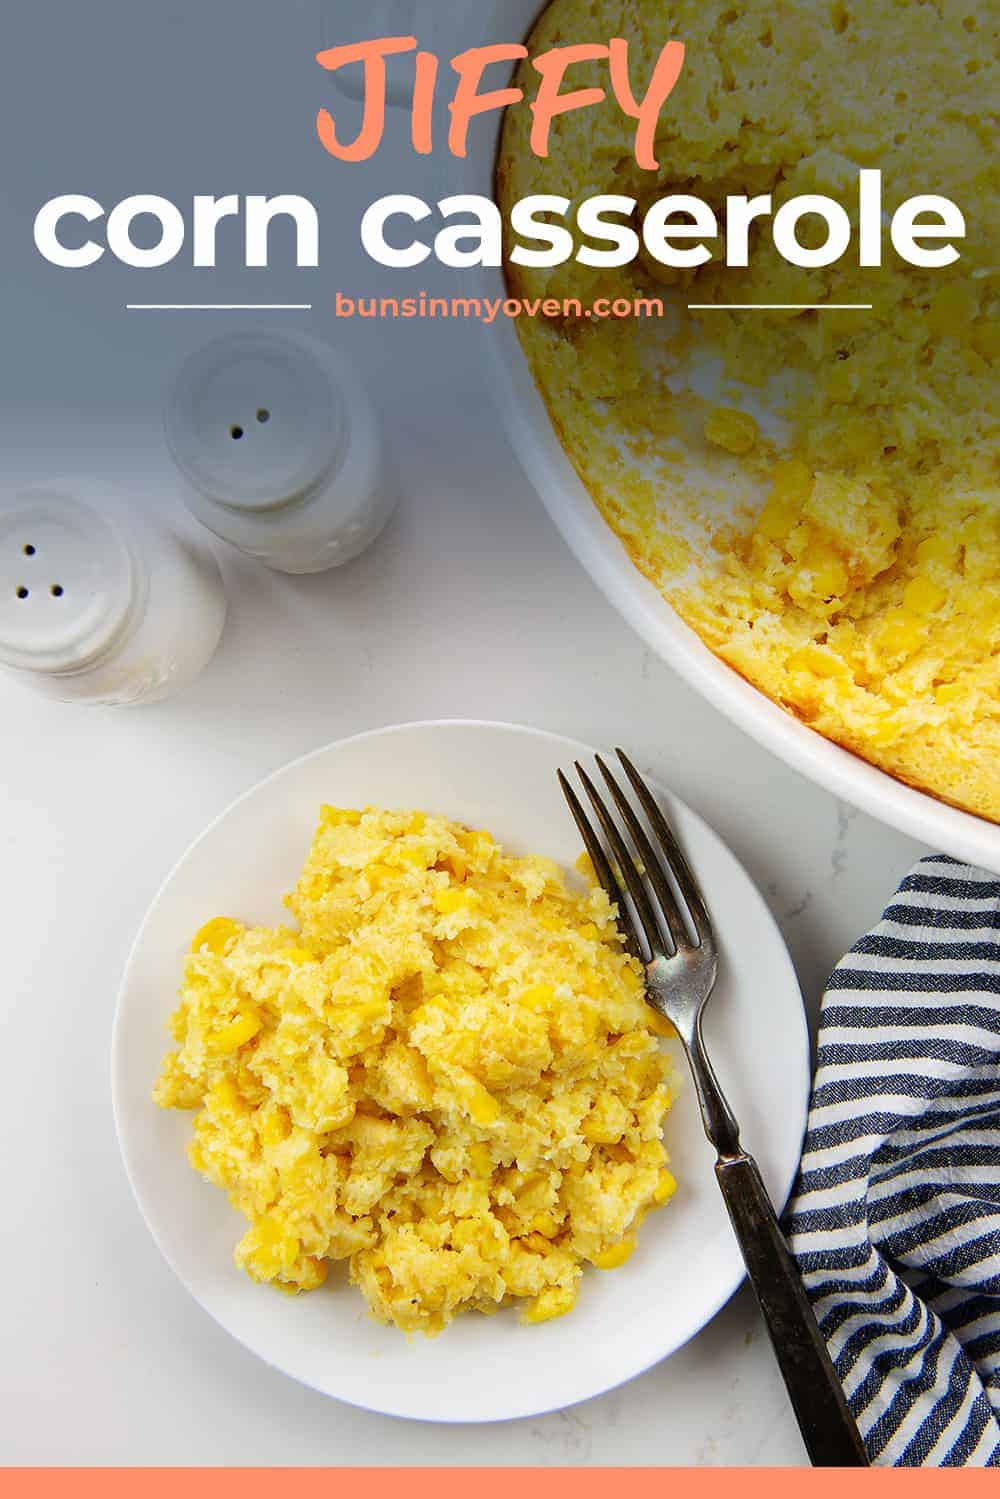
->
{"left": 164, "top": 330, "right": 394, "bottom": 575}
{"left": 0, "top": 484, "right": 226, "bottom": 706}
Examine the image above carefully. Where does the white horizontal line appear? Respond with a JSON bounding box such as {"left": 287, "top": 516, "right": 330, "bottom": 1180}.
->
{"left": 125, "top": 303, "right": 313, "bottom": 311}
{"left": 688, "top": 303, "right": 872, "bottom": 311}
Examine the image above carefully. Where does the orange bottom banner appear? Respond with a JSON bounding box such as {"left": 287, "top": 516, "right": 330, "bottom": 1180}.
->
{"left": 4, "top": 1470, "right": 998, "bottom": 1493}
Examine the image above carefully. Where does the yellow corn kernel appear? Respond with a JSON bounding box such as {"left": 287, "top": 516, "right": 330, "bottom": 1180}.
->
{"left": 935, "top": 682, "right": 964, "bottom": 705}
{"left": 772, "top": 458, "right": 813, "bottom": 504}
{"left": 810, "top": 554, "right": 850, "bottom": 599}
{"left": 397, "top": 845, "right": 427, "bottom": 866}
{"left": 592, "top": 1237, "right": 636, "bottom": 1271}
{"left": 530, "top": 1212, "right": 561, "bottom": 1239}
{"left": 349, "top": 996, "right": 390, "bottom": 1021}
{"left": 582, "top": 1091, "right": 631, "bottom": 1144}
{"left": 577, "top": 923, "right": 599, "bottom": 942}
{"left": 878, "top": 610, "right": 925, "bottom": 656}
{"left": 653, "top": 1168, "right": 678, "bottom": 1206}
{"left": 466, "top": 1080, "right": 500, "bottom": 1126}
{"left": 757, "top": 496, "right": 799, "bottom": 543}
{"left": 704, "top": 406, "right": 758, "bottom": 456}
{"left": 278, "top": 946, "right": 313, "bottom": 965}
{"left": 867, "top": 713, "right": 902, "bottom": 748}
{"left": 298, "top": 874, "right": 331, "bottom": 902}
{"left": 773, "top": 455, "right": 815, "bottom": 515}
{"left": 252, "top": 1218, "right": 278, "bottom": 1250}
{"left": 434, "top": 886, "right": 474, "bottom": 915}
{"left": 207, "top": 1075, "right": 242, "bottom": 1114}
{"left": 458, "top": 828, "right": 494, "bottom": 860}
{"left": 250, "top": 1214, "right": 300, "bottom": 1275}
{"left": 788, "top": 644, "right": 849, "bottom": 679}
{"left": 575, "top": 851, "right": 597, "bottom": 883}
{"left": 258, "top": 1106, "right": 292, "bottom": 1147}
{"left": 520, "top": 982, "right": 555, "bottom": 1010}
{"left": 320, "top": 806, "right": 361, "bottom": 827}
{"left": 436, "top": 848, "right": 468, "bottom": 881}
{"left": 407, "top": 812, "right": 427, "bottom": 833}
{"left": 211, "top": 1009, "right": 262, "bottom": 1054}
{"left": 522, "top": 1284, "right": 577, "bottom": 1324}
{"left": 190, "top": 917, "right": 243, "bottom": 956}
{"left": 903, "top": 577, "right": 948, "bottom": 615}
{"left": 469, "top": 1144, "right": 493, "bottom": 1178}
{"left": 523, "top": 1232, "right": 554, "bottom": 1255}
{"left": 368, "top": 863, "right": 403, "bottom": 890}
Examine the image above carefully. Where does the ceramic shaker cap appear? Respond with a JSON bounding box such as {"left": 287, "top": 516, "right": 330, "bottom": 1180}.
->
{"left": 0, "top": 489, "right": 135, "bottom": 673}
{"left": 165, "top": 332, "right": 348, "bottom": 513}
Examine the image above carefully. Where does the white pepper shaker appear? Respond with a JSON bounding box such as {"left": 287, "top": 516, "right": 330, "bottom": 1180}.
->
{"left": 164, "top": 330, "right": 394, "bottom": 575}
{"left": 0, "top": 484, "right": 226, "bottom": 706}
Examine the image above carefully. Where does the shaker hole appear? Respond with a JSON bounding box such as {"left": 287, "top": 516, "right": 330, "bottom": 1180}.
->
{"left": 51, "top": 584, "right": 64, "bottom": 598}
{"left": 230, "top": 425, "right": 244, "bottom": 440}
{"left": 256, "top": 408, "right": 271, "bottom": 424}
{"left": 16, "top": 587, "right": 29, "bottom": 599}
{"left": 23, "top": 544, "right": 36, "bottom": 557}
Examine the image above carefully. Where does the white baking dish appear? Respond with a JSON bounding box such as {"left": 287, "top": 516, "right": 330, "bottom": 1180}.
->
{"left": 464, "top": 0, "right": 1000, "bottom": 873}
{"left": 358, "top": 0, "right": 998, "bottom": 870}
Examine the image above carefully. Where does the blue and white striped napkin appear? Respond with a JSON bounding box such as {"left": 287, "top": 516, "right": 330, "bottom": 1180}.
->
{"left": 786, "top": 855, "right": 1000, "bottom": 1467}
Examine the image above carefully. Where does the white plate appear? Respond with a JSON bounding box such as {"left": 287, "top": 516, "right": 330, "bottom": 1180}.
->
{"left": 112, "top": 720, "right": 810, "bottom": 1423}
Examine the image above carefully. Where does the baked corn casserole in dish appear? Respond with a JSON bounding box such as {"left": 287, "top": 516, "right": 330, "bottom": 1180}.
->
{"left": 155, "top": 805, "right": 676, "bottom": 1335}
{"left": 499, "top": 0, "right": 998, "bottom": 823}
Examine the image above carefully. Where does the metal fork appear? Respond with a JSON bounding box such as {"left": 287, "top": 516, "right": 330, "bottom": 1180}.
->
{"left": 559, "top": 750, "right": 869, "bottom": 1468}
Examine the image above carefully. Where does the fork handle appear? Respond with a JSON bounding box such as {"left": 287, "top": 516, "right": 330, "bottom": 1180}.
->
{"left": 715, "top": 1151, "right": 870, "bottom": 1467}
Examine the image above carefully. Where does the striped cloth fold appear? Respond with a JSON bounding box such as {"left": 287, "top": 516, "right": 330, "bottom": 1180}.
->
{"left": 786, "top": 855, "right": 1000, "bottom": 1467}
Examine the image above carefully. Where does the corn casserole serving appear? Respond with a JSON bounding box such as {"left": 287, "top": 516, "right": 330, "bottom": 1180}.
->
{"left": 499, "top": 0, "right": 999, "bottom": 822}
{"left": 155, "top": 806, "right": 676, "bottom": 1334}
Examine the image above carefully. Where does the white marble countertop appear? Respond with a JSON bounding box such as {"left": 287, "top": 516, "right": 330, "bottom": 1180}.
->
{"left": 0, "top": 1, "right": 929, "bottom": 1466}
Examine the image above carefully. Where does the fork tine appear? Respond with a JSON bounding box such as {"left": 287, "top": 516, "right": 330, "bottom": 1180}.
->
{"left": 616, "top": 749, "right": 712, "bottom": 946}
{"left": 557, "top": 771, "right": 642, "bottom": 963}
{"left": 574, "top": 762, "right": 664, "bottom": 960}
{"left": 595, "top": 754, "right": 690, "bottom": 954}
